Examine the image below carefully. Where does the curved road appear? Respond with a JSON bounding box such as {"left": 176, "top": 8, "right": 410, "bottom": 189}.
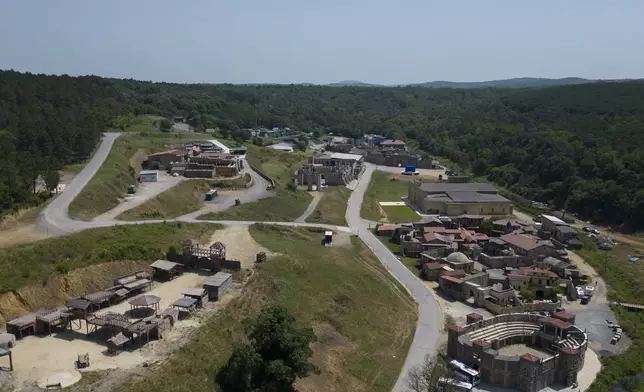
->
{"left": 348, "top": 163, "right": 441, "bottom": 392}
{"left": 38, "top": 133, "right": 440, "bottom": 392}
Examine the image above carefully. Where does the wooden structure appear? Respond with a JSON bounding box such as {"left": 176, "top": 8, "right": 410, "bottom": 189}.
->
{"left": 150, "top": 260, "right": 184, "bottom": 281}
{"left": 83, "top": 291, "right": 116, "bottom": 309}
{"left": 181, "top": 288, "right": 208, "bottom": 307}
{"left": 172, "top": 297, "right": 198, "bottom": 312}
{"left": 129, "top": 295, "right": 161, "bottom": 313}
{"left": 115, "top": 271, "right": 152, "bottom": 295}
{"left": 203, "top": 272, "right": 232, "bottom": 301}
{"left": 6, "top": 313, "right": 36, "bottom": 338}
{"left": 210, "top": 242, "right": 226, "bottom": 259}
{"left": 106, "top": 333, "right": 130, "bottom": 354}
{"left": 35, "top": 309, "right": 68, "bottom": 335}
{"left": 0, "top": 347, "right": 13, "bottom": 371}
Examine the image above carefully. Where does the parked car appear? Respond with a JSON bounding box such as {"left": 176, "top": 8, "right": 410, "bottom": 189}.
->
{"left": 582, "top": 227, "right": 592, "bottom": 233}
{"left": 591, "top": 228, "right": 601, "bottom": 234}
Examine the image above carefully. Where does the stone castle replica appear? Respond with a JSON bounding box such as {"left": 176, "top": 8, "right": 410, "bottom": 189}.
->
{"left": 447, "top": 312, "right": 587, "bottom": 392}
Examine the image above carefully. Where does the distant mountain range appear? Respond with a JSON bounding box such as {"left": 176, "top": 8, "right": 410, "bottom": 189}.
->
{"left": 326, "top": 77, "right": 630, "bottom": 89}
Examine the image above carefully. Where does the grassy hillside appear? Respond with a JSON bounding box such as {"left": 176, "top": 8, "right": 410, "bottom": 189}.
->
{"left": 68, "top": 133, "right": 206, "bottom": 220}
{"left": 361, "top": 171, "right": 411, "bottom": 221}
{"left": 118, "top": 180, "right": 212, "bottom": 220}
{"left": 112, "top": 225, "right": 416, "bottom": 392}
{"left": 199, "top": 146, "right": 312, "bottom": 221}
{"left": 306, "top": 187, "right": 351, "bottom": 226}
{"left": 0, "top": 223, "right": 217, "bottom": 293}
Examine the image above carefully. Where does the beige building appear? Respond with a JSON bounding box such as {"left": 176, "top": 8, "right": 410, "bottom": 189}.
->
{"left": 408, "top": 181, "right": 513, "bottom": 215}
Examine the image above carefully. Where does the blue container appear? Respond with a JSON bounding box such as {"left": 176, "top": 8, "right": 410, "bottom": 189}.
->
{"left": 405, "top": 165, "right": 416, "bottom": 172}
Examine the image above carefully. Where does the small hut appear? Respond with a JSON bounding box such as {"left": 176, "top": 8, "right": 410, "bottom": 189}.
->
{"left": 106, "top": 333, "right": 130, "bottom": 354}
{"left": 129, "top": 295, "right": 161, "bottom": 313}
{"left": 181, "top": 288, "right": 208, "bottom": 307}
{"left": 65, "top": 298, "right": 92, "bottom": 319}
{"left": 6, "top": 313, "right": 36, "bottom": 338}
{"left": 83, "top": 291, "right": 116, "bottom": 309}
{"left": 150, "top": 260, "right": 184, "bottom": 281}
{"left": 172, "top": 297, "right": 198, "bottom": 313}
{"left": 203, "top": 272, "right": 232, "bottom": 301}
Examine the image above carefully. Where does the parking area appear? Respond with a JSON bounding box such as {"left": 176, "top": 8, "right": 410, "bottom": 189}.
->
{"left": 93, "top": 171, "right": 186, "bottom": 221}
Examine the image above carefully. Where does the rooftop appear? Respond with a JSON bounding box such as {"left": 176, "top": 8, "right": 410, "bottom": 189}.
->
{"left": 520, "top": 353, "right": 541, "bottom": 363}
{"left": 445, "top": 191, "right": 510, "bottom": 203}
{"left": 541, "top": 214, "right": 569, "bottom": 226}
{"left": 500, "top": 233, "right": 554, "bottom": 251}
{"left": 140, "top": 170, "right": 158, "bottom": 175}
{"left": 377, "top": 224, "right": 401, "bottom": 232}
{"left": 473, "top": 339, "right": 490, "bottom": 347}
{"left": 441, "top": 276, "right": 465, "bottom": 285}
{"left": 553, "top": 311, "right": 575, "bottom": 321}
{"left": 418, "top": 182, "right": 498, "bottom": 193}
{"left": 328, "top": 152, "right": 364, "bottom": 162}
{"left": 467, "top": 313, "right": 484, "bottom": 320}
{"left": 150, "top": 260, "right": 183, "bottom": 271}
{"left": 540, "top": 316, "right": 572, "bottom": 329}
{"left": 423, "top": 232, "right": 454, "bottom": 244}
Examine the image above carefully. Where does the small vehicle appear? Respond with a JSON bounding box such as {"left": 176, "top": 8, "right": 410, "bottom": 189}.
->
{"left": 591, "top": 228, "right": 601, "bottom": 234}
{"left": 580, "top": 295, "right": 591, "bottom": 305}
{"left": 172, "top": 172, "right": 179, "bottom": 177}
{"left": 576, "top": 286, "right": 585, "bottom": 296}
{"left": 582, "top": 227, "right": 592, "bottom": 233}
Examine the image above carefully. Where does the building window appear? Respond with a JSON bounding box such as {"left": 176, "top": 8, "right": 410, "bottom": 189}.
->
{"left": 503, "top": 208, "right": 506, "bottom": 212}
{"left": 480, "top": 208, "right": 484, "bottom": 213}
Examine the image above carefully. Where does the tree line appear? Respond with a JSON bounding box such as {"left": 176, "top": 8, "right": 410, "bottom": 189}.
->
{"left": 2, "top": 69, "right": 644, "bottom": 230}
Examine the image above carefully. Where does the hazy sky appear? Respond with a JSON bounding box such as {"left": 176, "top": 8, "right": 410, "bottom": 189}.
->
{"left": 1, "top": 0, "right": 642, "bottom": 84}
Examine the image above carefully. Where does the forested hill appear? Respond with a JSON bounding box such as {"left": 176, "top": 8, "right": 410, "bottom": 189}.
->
{"left": 2, "top": 70, "right": 644, "bottom": 230}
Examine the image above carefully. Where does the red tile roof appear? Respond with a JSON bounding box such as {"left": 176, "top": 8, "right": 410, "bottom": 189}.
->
{"left": 473, "top": 339, "right": 490, "bottom": 347}
{"left": 521, "top": 353, "right": 540, "bottom": 363}
{"left": 377, "top": 224, "right": 401, "bottom": 232}
{"left": 507, "top": 274, "right": 529, "bottom": 279}
{"left": 540, "top": 317, "right": 572, "bottom": 329}
{"left": 447, "top": 325, "right": 465, "bottom": 332}
{"left": 441, "top": 275, "right": 465, "bottom": 284}
{"left": 500, "top": 233, "right": 554, "bottom": 251}
{"left": 467, "top": 313, "right": 484, "bottom": 320}
{"left": 424, "top": 227, "right": 473, "bottom": 235}
{"left": 523, "top": 268, "right": 559, "bottom": 279}
{"left": 441, "top": 270, "right": 467, "bottom": 277}
{"left": 423, "top": 262, "right": 446, "bottom": 270}
{"left": 420, "top": 216, "right": 443, "bottom": 224}
{"left": 553, "top": 311, "right": 575, "bottom": 321}
{"left": 423, "top": 232, "right": 454, "bottom": 243}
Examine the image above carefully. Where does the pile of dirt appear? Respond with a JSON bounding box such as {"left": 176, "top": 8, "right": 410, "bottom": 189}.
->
{"left": 0, "top": 260, "right": 149, "bottom": 326}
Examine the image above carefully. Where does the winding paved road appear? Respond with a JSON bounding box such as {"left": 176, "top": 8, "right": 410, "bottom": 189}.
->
{"left": 348, "top": 163, "right": 441, "bottom": 392}
{"left": 37, "top": 133, "right": 440, "bottom": 392}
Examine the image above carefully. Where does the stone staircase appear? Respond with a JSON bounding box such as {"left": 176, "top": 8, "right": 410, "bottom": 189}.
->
{"left": 467, "top": 321, "right": 540, "bottom": 342}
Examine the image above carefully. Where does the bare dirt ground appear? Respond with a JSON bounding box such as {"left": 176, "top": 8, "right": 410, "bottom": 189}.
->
{"left": 6, "top": 272, "right": 242, "bottom": 391}
{"left": 206, "top": 225, "right": 270, "bottom": 269}
{"left": 0, "top": 222, "right": 50, "bottom": 248}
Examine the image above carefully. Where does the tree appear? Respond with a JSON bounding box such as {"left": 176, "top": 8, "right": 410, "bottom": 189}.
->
{"left": 294, "top": 141, "right": 307, "bottom": 151}
{"left": 217, "top": 304, "right": 318, "bottom": 392}
{"left": 406, "top": 354, "right": 449, "bottom": 392}
{"left": 159, "top": 119, "right": 172, "bottom": 132}
{"left": 44, "top": 169, "right": 60, "bottom": 193}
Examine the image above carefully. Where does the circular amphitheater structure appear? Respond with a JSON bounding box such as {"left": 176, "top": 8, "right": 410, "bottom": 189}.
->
{"left": 447, "top": 311, "right": 587, "bottom": 392}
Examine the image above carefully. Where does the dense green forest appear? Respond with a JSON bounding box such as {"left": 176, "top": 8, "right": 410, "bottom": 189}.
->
{"left": 2, "top": 70, "right": 644, "bottom": 229}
